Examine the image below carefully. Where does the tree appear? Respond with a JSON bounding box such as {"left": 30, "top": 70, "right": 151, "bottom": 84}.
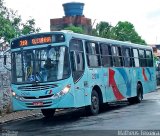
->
{"left": 95, "top": 21, "right": 112, "bottom": 38}
{"left": 0, "top": 0, "right": 40, "bottom": 42}
{"left": 113, "top": 21, "right": 146, "bottom": 44}
{"left": 64, "top": 26, "right": 84, "bottom": 34}
{"left": 93, "top": 21, "right": 146, "bottom": 45}
{"left": 21, "top": 18, "right": 40, "bottom": 35}
{"left": 91, "top": 28, "right": 98, "bottom": 36}
{"left": 92, "top": 21, "right": 114, "bottom": 38}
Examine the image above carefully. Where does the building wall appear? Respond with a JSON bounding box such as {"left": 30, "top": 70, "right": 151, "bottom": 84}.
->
{"left": 50, "top": 16, "right": 92, "bottom": 34}
{"left": 0, "top": 48, "right": 11, "bottom": 114}
{"left": 150, "top": 44, "right": 160, "bottom": 58}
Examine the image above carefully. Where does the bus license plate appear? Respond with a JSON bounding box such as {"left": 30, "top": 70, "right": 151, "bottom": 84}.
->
{"left": 33, "top": 102, "right": 43, "bottom": 106}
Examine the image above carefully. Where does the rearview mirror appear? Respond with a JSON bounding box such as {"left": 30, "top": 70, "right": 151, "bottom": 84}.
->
{"left": 3, "top": 49, "right": 11, "bottom": 71}
{"left": 4, "top": 55, "right": 7, "bottom": 65}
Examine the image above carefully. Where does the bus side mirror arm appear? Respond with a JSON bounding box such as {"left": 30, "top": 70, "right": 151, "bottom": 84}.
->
{"left": 4, "top": 64, "right": 11, "bottom": 71}
{"left": 4, "top": 55, "right": 7, "bottom": 65}
{"left": 3, "top": 49, "right": 11, "bottom": 71}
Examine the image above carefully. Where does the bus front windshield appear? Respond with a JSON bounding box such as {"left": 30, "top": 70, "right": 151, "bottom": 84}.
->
{"left": 12, "top": 46, "right": 70, "bottom": 84}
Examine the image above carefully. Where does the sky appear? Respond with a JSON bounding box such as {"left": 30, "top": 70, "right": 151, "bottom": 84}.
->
{"left": 4, "top": 0, "right": 160, "bottom": 44}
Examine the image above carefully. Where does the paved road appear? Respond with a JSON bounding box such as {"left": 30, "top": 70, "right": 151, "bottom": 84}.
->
{"left": 1, "top": 90, "right": 160, "bottom": 136}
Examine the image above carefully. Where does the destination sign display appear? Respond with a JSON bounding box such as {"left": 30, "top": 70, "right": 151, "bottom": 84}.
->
{"left": 11, "top": 33, "right": 65, "bottom": 49}
{"left": 19, "top": 37, "right": 52, "bottom": 47}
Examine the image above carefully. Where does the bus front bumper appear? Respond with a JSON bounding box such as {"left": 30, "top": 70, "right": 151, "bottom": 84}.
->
{"left": 12, "top": 92, "right": 75, "bottom": 111}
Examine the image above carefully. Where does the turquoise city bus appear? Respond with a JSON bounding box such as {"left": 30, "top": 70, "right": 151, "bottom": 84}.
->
{"left": 7, "top": 31, "right": 156, "bottom": 117}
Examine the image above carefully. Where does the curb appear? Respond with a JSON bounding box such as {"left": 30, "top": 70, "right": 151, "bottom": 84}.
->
{"left": 0, "top": 109, "right": 64, "bottom": 124}
{"left": 156, "top": 85, "right": 160, "bottom": 90}
{"left": 0, "top": 110, "right": 41, "bottom": 124}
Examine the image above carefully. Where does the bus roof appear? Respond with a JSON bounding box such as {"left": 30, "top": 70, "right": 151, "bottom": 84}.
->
{"left": 11, "top": 30, "right": 152, "bottom": 50}
{"left": 61, "top": 30, "right": 152, "bottom": 50}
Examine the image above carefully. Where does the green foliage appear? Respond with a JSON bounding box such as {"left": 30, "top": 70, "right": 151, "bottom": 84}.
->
{"left": 64, "top": 26, "right": 84, "bottom": 34}
{"left": 153, "top": 54, "right": 159, "bottom": 67}
{"left": 93, "top": 21, "right": 146, "bottom": 45}
{"left": 0, "top": 14, "right": 15, "bottom": 41}
{"left": 91, "top": 28, "right": 98, "bottom": 36}
{"left": 0, "top": 0, "right": 40, "bottom": 42}
{"left": 154, "top": 54, "right": 159, "bottom": 61}
{"left": 21, "top": 18, "right": 41, "bottom": 35}
{"left": 95, "top": 21, "right": 112, "bottom": 38}
{"left": 113, "top": 21, "right": 146, "bottom": 44}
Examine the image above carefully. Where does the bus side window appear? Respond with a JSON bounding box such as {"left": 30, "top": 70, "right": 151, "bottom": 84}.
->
{"left": 123, "top": 47, "right": 132, "bottom": 67}
{"left": 146, "top": 50, "right": 153, "bottom": 67}
{"left": 100, "top": 43, "right": 112, "bottom": 67}
{"left": 132, "top": 48, "right": 139, "bottom": 67}
{"left": 118, "top": 46, "right": 123, "bottom": 67}
{"left": 112, "top": 46, "right": 123, "bottom": 67}
{"left": 85, "top": 41, "right": 101, "bottom": 67}
{"left": 139, "top": 49, "right": 146, "bottom": 67}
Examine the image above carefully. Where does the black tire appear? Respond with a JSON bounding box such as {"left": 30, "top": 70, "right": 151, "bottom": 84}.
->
{"left": 128, "top": 83, "right": 143, "bottom": 104}
{"left": 127, "top": 97, "right": 134, "bottom": 104}
{"left": 85, "top": 90, "right": 100, "bottom": 115}
{"left": 41, "top": 109, "right": 55, "bottom": 118}
{"left": 135, "top": 83, "right": 143, "bottom": 103}
{"left": 100, "top": 103, "right": 109, "bottom": 112}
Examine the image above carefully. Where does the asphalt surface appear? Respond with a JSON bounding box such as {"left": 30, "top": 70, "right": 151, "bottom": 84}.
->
{"left": 1, "top": 90, "right": 160, "bottom": 136}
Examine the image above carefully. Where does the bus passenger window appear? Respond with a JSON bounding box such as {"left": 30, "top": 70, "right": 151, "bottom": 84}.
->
{"left": 118, "top": 47, "right": 123, "bottom": 66}
{"left": 100, "top": 44, "right": 112, "bottom": 67}
{"left": 123, "top": 48, "right": 131, "bottom": 67}
{"left": 132, "top": 49, "right": 139, "bottom": 67}
{"left": 139, "top": 49, "right": 146, "bottom": 67}
{"left": 85, "top": 42, "right": 101, "bottom": 67}
{"left": 146, "top": 50, "right": 153, "bottom": 67}
{"left": 112, "top": 46, "right": 123, "bottom": 67}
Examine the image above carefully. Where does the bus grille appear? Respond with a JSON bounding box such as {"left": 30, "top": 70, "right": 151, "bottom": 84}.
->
{"left": 23, "top": 94, "right": 53, "bottom": 99}
{"left": 26, "top": 101, "right": 52, "bottom": 108}
{"left": 18, "top": 84, "right": 57, "bottom": 91}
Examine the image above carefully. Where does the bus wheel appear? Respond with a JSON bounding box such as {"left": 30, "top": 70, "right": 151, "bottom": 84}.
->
{"left": 135, "top": 83, "right": 143, "bottom": 103}
{"left": 128, "top": 83, "right": 143, "bottom": 104}
{"left": 41, "top": 109, "right": 55, "bottom": 118}
{"left": 86, "top": 90, "right": 100, "bottom": 115}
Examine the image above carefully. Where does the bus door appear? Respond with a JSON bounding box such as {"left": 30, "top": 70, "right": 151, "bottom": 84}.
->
{"left": 69, "top": 39, "right": 86, "bottom": 107}
{"left": 85, "top": 41, "right": 105, "bottom": 102}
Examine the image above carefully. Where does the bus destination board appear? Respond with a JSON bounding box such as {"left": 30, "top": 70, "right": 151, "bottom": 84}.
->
{"left": 11, "top": 33, "right": 65, "bottom": 49}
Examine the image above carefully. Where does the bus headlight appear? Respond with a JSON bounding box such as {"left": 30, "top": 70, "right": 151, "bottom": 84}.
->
{"left": 12, "top": 91, "right": 23, "bottom": 101}
{"left": 12, "top": 91, "right": 16, "bottom": 96}
{"left": 62, "top": 85, "right": 71, "bottom": 94}
{"left": 54, "top": 85, "right": 71, "bottom": 98}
